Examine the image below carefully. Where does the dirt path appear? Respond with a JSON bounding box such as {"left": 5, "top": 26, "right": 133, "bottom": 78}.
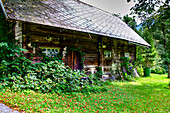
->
{"left": 0, "top": 103, "right": 20, "bottom": 113}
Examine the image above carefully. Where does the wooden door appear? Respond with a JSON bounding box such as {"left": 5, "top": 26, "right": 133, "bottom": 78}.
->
{"left": 68, "top": 50, "right": 83, "bottom": 70}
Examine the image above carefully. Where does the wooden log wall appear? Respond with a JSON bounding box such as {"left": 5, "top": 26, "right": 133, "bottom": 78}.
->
{"left": 15, "top": 21, "right": 23, "bottom": 47}
{"left": 21, "top": 22, "right": 136, "bottom": 72}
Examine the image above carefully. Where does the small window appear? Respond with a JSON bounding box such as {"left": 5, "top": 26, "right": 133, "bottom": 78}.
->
{"left": 55, "top": 49, "right": 58, "bottom": 53}
{"left": 104, "top": 51, "right": 112, "bottom": 58}
{"left": 41, "top": 47, "right": 60, "bottom": 57}
{"left": 125, "top": 53, "right": 130, "bottom": 57}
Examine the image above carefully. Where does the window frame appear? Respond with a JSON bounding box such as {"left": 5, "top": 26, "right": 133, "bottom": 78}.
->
{"left": 40, "top": 47, "right": 60, "bottom": 57}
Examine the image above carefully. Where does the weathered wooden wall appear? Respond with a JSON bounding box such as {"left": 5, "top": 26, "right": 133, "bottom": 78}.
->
{"left": 15, "top": 21, "right": 22, "bottom": 47}
{"left": 21, "top": 22, "right": 136, "bottom": 73}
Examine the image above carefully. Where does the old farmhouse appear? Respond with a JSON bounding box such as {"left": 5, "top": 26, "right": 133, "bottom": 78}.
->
{"left": 0, "top": 0, "right": 150, "bottom": 75}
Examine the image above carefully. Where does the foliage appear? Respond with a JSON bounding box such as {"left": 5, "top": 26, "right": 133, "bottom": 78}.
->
{"left": 135, "top": 46, "right": 145, "bottom": 67}
{"left": 0, "top": 11, "right": 14, "bottom": 42}
{"left": 112, "top": 13, "right": 122, "bottom": 19}
{"left": 95, "top": 66, "right": 103, "bottom": 78}
{"left": 127, "top": 0, "right": 169, "bottom": 20}
{"left": 136, "top": 66, "right": 144, "bottom": 76}
{"left": 142, "top": 6, "right": 169, "bottom": 76}
{"left": 151, "top": 67, "right": 166, "bottom": 74}
{"left": 41, "top": 52, "right": 63, "bottom": 63}
{"left": 128, "top": 0, "right": 170, "bottom": 77}
{"left": 142, "top": 30, "right": 158, "bottom": 67}
{"left": 122, "top": 14, "right": 157, "bottom": 69}
{"left": 0, "top": 52, "right": 106, "bottom": 93}
{"left": 0, "top": 38, "right": 106, "bottom": 93}
{"left": 123, "top": 14, "right": 137, "bottom": 31}
{"left": 0, "top": 74, "right": 169, "bottom": 112}
{"left": 120, "top": 57, "right": 134, "bottom": 81}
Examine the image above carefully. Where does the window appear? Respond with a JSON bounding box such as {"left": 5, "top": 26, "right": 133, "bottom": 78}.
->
{"left": 41, "top": 47, "right": 60, "bottom": 57}
{"left": 104, "top": 51, "right": 112, "bottom": 58}
{"left": 124, "top": 53, "right": 130, "bottom": 57}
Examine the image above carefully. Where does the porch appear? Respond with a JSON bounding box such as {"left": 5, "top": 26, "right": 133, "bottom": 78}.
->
{"left": 18, "top": 22, "right": 136, "bottom": 76}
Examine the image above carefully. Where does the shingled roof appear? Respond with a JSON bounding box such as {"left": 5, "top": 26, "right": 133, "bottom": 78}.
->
{"left": 1, "top": 0, "right": 150, "bottom": 46}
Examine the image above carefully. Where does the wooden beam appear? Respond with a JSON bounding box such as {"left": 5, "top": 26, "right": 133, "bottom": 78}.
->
{"left": 29, "top": 34, "right": 98, "bottom": 50}
{"left": 97, "top": 37, "right": 101, "bottom": 67}
{"left": 101, "top": 37, "right": 104, "bottom": 69}
{"left": 23, "top": 23, "right": 31, "bottom": 49}
{"left": 134, "top": 45, "right": 136, "bottom": 60}
{"left": 30, "top": 31, "right": 98, "bottom": 44}
{"left": 30, "top": 24, "right": 98, "bottom": 42}
{"left": 72, "top": 51, "right": 74, "bottom": 70}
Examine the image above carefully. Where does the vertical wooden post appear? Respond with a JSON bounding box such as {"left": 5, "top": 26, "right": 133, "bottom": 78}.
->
{"left": 97, "top": 37, "right": 101, "bottom": 67}
{"left": 101, "top": 37, "right": 104, "bottom": 72}
{"left": 134, "top": 45, "right": 136, "bottom": 60}
{"left": 59, "top": 37, "right": 64, "bottom": 59}
{"left": 23, "top": 23, "right": 31, "bottom": 49}
{"left": 72, "top": 51, "right": 74, "bottom": 70}
{"left": 111, "top": 38, "right": 114, "bottom": 69}
{"left": 15, "top": 21, "right": 23, "bottom": 47}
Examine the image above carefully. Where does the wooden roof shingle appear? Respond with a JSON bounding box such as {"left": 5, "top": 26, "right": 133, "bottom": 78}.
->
{"left": 1, "top": 0, "right": 150, "bottom": 46}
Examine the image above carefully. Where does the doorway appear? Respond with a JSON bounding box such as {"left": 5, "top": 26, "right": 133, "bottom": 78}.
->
{"left": 67, "top": 49, "right": 83, "bottom": 70}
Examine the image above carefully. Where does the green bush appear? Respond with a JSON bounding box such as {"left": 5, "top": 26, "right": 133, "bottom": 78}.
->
{"left": 151, "top": 68, "right": 156, "bottom": 73}
{"left": 151, "top": 67, "right": 166, "bottom": 74}
{"left": 0, "top": 42, "right": 105, "bottom": 94}
{"left": 157, "top": 67, "right": 166, "bottom": 74}
{"left": 120, "top": 57, "right": 134, "bottom": 81}
{"left": 136, "top": 66, "right": 144, "bottom": 76}
{"left": 0, "top": 59, "right": 106, "bottom": 93}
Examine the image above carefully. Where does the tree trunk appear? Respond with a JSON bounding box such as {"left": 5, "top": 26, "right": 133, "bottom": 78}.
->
{"left": 162, "top": 27, "right": 166, "bottom": 50}
{"left": 168, "top": 64, "right": 170, "bottom": 78}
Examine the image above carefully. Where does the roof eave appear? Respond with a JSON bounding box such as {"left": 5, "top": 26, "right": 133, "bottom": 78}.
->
{"left": 4, "top": 16, "right": 151, "bottom": 48}
{"left": 129, "top": 41, "right": 151, "bottom": 48}
{"left": 0, "top": 0, "right": 8, "bottom": 19}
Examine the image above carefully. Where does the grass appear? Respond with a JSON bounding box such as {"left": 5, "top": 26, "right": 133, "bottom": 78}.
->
{"left": 0, "top": 73, "right": 170, "bottom": 113}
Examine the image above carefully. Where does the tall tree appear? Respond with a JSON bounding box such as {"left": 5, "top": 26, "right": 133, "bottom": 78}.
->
{"left": 127, "top": 0, "right": 170, "bottom": 77}
{"left": 123, "top": 15, "right": 137, "bottom": 31}
{"left": 127, "top": 0, "right": 169, "bottom": 19}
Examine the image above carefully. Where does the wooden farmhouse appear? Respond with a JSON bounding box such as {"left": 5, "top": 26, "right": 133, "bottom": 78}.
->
{"left": 0, "top": 0, "right": 150, "bottom": 75}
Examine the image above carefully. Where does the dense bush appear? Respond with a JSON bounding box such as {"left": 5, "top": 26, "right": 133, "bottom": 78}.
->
{"left": 151, "top": 68, "right": 156, "bottom": 73}
{"left": 0, "top": 43, "right": 106, "bottom": 93}
{"left": 0, "top": 38, "right": 105, "bottom": 94}
{"left": 136, "top": 66, "right": 144, "bottom": 76}
{"left": 151, "top": 67, "right": 166, "bottom": 74}
{"left": 0, "top": 58, "right": 106, "bottom": 93}
{"left": 120, "top": 57, "right": 134, "bottom": 81}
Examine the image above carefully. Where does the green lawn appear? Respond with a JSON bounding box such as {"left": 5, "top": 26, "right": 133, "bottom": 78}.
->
{"left": 0, "top": 74, "right": 169, "bottom": 113}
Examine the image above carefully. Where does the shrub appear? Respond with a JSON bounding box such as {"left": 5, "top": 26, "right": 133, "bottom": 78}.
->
{"left": 0, "top": 41, "right": 105, "bottom": 94}
{"left": 151, "top": 68, "right": 156, "bottom": 73}
{"left": 136, "top": 66, "right": 144, "bottom": 76}
{"left": 0, "top": 59, "right": 106, "bottom": 93}
{"left": 120, "top": 57, "right": 134, "bottom": 81}
{"left": 157, "top": 67, "right": 166, "bottom": 74}
{"left": 151, "top": 67, "right": 166, "bottom": 74}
